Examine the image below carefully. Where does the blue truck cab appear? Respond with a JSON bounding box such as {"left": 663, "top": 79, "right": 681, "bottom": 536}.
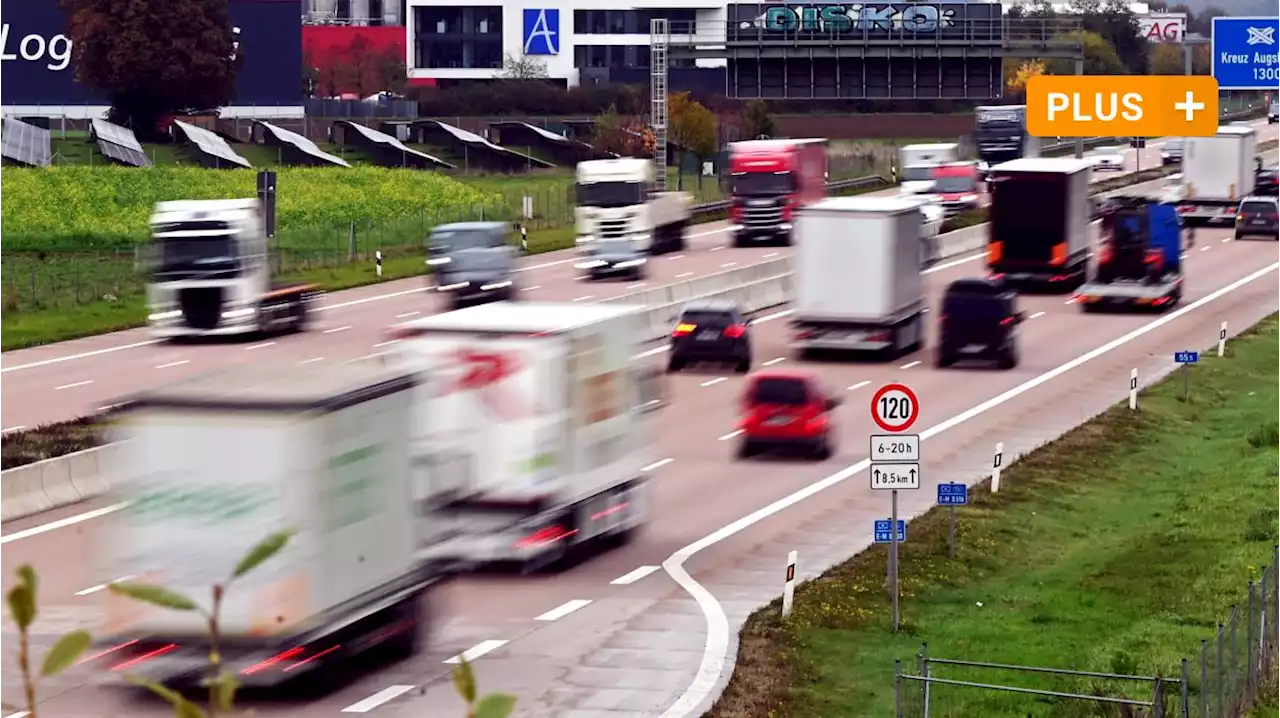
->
{"left": 1076, "top": 197, "right": 1184, "bottom": 311}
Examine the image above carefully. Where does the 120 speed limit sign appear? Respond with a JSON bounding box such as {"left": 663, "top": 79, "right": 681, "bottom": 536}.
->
{"left": 870, "top": 383, "right": 920, "bottom": 433}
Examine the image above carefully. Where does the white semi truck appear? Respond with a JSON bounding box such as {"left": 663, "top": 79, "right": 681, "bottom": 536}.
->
{"left": 574, "top": 158, "right": 693, "bottom": 256}
{"left": 789, "top": 196, "right": 927, "bottom": 359}
{"left": 386, "top": 301, "right": 664, "bottom": 572}
{"left": 146, "top": 198, "right": 320, "bottom": 339}
{"left": 1174, "top": 124, "right": 1258, "bottom": 226}
{"left": 92, "top": 362, "right": 450, "bottom": 687}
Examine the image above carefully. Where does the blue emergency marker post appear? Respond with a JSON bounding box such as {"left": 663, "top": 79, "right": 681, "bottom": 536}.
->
{"left": 874, "top": 519, "right": 907, "bottom": 543}
{"left": 1175, "top": 350, "right": 1199, "bottom": 402}
{"left": 937, "top": 482, "right": 968, "bottom": 558}
{"left": 1211, "top": 17, "right": 1280, "bottom": 91}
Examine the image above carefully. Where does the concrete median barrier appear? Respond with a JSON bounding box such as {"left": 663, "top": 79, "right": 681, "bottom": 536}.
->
{"left": 1, "top": 445, "right": 114, "bottom": 521}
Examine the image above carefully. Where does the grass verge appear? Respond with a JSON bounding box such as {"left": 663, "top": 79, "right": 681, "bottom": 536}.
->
{"left": 708, "top": 313, "right": 1280, "bottom": 718}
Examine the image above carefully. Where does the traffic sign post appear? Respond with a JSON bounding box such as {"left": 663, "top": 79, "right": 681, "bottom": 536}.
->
{"left": 937, "top": 483, "right": 968, "bottom": 558}
{"left": 1211, "top": 17, "right": 1280, "bottom": 91}
{"left": 1175, "top": 350, "right": 1199, "bottom": 402}
{"left": 869, "top": 384, "right": 921, "bottom": 632}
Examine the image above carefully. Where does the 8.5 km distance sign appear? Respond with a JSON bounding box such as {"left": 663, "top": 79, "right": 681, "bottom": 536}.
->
{"left": 870, "top": 383, "right": 920, "bottom": 433}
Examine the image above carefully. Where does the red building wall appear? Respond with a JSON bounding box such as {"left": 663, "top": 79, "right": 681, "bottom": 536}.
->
{"left": 303, "top": 25, "right": 414, "bottom": 96}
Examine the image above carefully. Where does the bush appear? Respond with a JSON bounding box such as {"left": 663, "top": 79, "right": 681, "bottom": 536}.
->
{"left": 1, "top": 417, "right": 102, "bottom": 469}
{"left": 1, "top": 166, "right": 501, "bottom": 252}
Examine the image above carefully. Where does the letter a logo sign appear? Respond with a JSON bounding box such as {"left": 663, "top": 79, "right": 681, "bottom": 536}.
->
{"left": 523, "top": 8, "right": 559, "bottom": 55}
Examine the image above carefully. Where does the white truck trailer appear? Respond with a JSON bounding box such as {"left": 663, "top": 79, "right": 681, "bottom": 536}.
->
{"left": 789, "top": 197, "right": 927, "bottom": 358}
{"left": 386, "top": 301, "right": 663, "bottom": 572}
{"left": 1176, "top": 125, "right": 1258, "bottom": 225}
{"left": 574, "top": 158, "right": 693, "bottom": 255}
{"left": 146, "top": 199, "right": 321, "bottom": 339}
{"left": 92, "top": 362, "right": 448, "bottom": 687}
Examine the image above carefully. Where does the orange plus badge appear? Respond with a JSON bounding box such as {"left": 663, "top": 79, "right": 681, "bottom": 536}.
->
{"left": 1026, "top": 75, "right": 1220, "bottom": 139}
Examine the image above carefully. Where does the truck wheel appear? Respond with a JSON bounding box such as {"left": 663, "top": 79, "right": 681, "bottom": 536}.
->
{"left": 385, "top": 594, "right": 426, "bottom": 660}
{"left": 996, "top": 346, "right": 1019, "bottom": 370}
{"left": 935, "top": 352, "right": 955, "bottom": 368}
{"left": 736, "top": 441, "right": 756, "bottom": 461}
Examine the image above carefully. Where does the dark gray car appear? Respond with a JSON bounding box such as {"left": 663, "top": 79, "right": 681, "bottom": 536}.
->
{"left": 1160, "top": 139, "right": 1183, "bottom": 166}
{"left": 575, "top": 238, "right": 649, "bottom": 280}
{"left": 1234, "top": 197, "right": 1278, "bottom": 241}
{"left": 426, "top": 222, "right": 520, "bottom": 309}
{"left": 668, "top": 299, "right": 752, "bottom": 373}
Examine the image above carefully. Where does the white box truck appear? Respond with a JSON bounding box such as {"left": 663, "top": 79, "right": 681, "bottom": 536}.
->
{"left": 789, "top": 197, "right": 927, "bottom": 358}
{"left": 574, "top": 158, "right": 693, "bottom": 256}
{"left": 1176, "top": 124, "right": 1258, "bottom": 225}
{"left": 386, "top": 301, "right": 663, "bottom": 572}
{"left": 92, "top": 363, "right": 448, "bottom": 687}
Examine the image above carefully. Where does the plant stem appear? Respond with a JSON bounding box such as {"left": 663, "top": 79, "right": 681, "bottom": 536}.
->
{"left": 19, "top": 627, "right": 37, "bottom": 718}
{"left": 208, "top": 584, "right": 224, "bottom": 718}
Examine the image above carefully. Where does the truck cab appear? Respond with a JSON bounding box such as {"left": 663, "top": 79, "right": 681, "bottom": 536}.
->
{"left": 146, "top": 199, "right": 317, "bottom": 339}
{"left": 973, "top": 105, "right": 1028, "bottom": 170}
{"left": 928, "top": 162, "right": 982, "bottom": 215}
{"left": 574, "top": 158, "right": 690, "bottom": 256}
{"left": 726, "top": 138, "right": 828, "bottom": 246}
{"left": 426, "top": 221, "right": 519, "bottom": 309}
{"left": 898, "top": 143, "right": 959, "bottom": 196}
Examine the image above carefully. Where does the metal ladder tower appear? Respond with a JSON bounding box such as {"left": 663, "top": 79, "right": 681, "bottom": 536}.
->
{"left": 650, "top": 18, "right": 669, "bottom": 192}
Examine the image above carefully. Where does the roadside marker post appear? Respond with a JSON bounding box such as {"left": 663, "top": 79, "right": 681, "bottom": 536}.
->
{"left": 781, "top": 550, "right": 797, "bottom": 619}
{"left": 375, "top": 250, "right": 383, "bottom": 277}
{"left": 937, "top": 483, "right": 968, "bottom": 558}
{"left": 991, "top": 442, "right": 1004, "bottom": 493}
{"left": 1218, "top": 321, "right": 1227, "bottom": 358}
{"left": 869, "top": 384, "right": 921, "bottom": 632}
{"left": 1175, "top": 350, "right": 1199, "bottom": 402}
{"left": 1129, "top": 368, "right": 1139, "bottom": 410}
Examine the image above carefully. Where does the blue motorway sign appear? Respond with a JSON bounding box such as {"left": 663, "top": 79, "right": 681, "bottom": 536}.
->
{"left": 1174, "top": 351, "right": 1200, "bottom": 364}
{"left": 937, "top": 482, "right": 968, "bottom": 506}
{"left": 1211, "top": 16, "right": 1280, "bottom": 90}
{"left": 874, "top": 519, "right": 907, "bottom": 543}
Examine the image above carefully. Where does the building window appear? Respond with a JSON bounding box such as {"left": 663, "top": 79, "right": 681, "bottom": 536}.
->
{"left": 412, "top": 7, "right": 503, "bottom": 69}
{"left": 574, "top": 44, "right": 666, "bottom": 70}
{"left": 573, "top": 8, "right": 697, "bottom": 35}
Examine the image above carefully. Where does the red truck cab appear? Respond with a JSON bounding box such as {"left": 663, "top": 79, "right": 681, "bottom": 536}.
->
{"left": 727, "top": 138, "right": 828, "bottom": 247}
{"left": 930, "top": 162, "right": 983, "bottom": 216}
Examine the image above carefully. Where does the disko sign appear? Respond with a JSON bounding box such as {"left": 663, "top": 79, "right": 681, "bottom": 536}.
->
{"left": 729, "top": 2, "right": 1000, "bottom": 40}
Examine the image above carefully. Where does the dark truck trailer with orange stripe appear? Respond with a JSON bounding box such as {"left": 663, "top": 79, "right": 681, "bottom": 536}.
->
{"left": 984, "top": 158, "right": 1093, "bottom": 292}
{"left": 146, "top": 199, "right": 322, "bottom": 339}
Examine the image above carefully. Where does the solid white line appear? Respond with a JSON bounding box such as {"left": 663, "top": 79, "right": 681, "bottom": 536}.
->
{"left": 763, "top": 357, "right": 786, "bottom": 366}
{"left": 573, "top": 295, "right": 594, "bottom": 302}
{"left": 154, "top": 360, "right": 189, "bottom": 369}
{"left": 54, "top": 380, "right": 93, "bottom": 390}
{"left": 633, "top": 345, "right": 670, "bottom": 359}
{"left": 340, "top": 685, "right": 416, "bottom": 713}
{"left": 710, "top": 246, "right": 725, "bottom": 252}
{"left": 395, "top": 311, "right": 419, "bottom": 318}
{"left": 676, "top": 272, "right": 695, "bottom": 279}
{"left": 611, "top": 565, "right": 661, "bottom": 585}
{"left": 1, "top": 503, "right": 131, "bottom": 545}
{"left": 521, "top": 285, "right": 541, "bottom": 292}
{"left": 1, "top": 426, "right": 27, "bottom": 434}
{"left": 7, "top": 711, "right": 32, "bottom": 718}
{"left": 443, "top": 640, "right": 509, "bottom": 665}
{"left": 642, "top": 458, "right": 674, "bottom": 472}
{"left": 76, "top": 575, "right": 133, "bottom": 597}
{"left": 720, "top": 262, "right": 737, "bottom": 268}
{"left": 657, "top": 260, "right": 1280, "bottom": 718}
{"left": 349, "top": 352, "right": 388, "bottom": 364}
{"left": 718, "top": 429, "right": 744, "bottom": 441}
{"left": 300, "top": 357, "right": 325, "bottom": 365}
{"left": 669, "top": 254, "right": 686, "bottom": 260}
{"left": 535, "top": 599, "right": 593, "bottom": 622}
{"left": 700, "top": 377, "right": 728, "bottom": 387}
{"left": 1030, "top": 311, "right": 1046, "bottom": 320}
{"left": 323, "top": 325, "right": 352, "bottom": 334}
{"left": 763, "top": 252, "right": 779, "bottom": 258}
{"left": 751, "top": 308, "right": 793, "bottom": 325}
{"left": 847, "top": 380, "right": 871, "bottom": 391}
{"left": 1, "top": 340, "right": 159, "bottom": 374}
{"left": 900, "top": 360, "right": 922, "bottom": 370}
{"left": 246, "top": 341, "right": 276, "bottom": 351}
{"left": 372, "top": 339, "right": 399, "bottom": 348}
{"left": 627, "top": 282, "right": 647, "bottom": 289}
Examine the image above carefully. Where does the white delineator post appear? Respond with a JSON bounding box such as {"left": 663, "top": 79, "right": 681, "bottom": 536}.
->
{"left": 1129, "top": 368, "right": 1139, "bottom": 410}
{"left": 991, "top": 442, "right": 1004, "bottom": 494}
{"left": 1218, "top": 322, "right": 1228, "bottom": 357}
{"left": 781, "top": 550, "right": 798, "bottom": 618}
{"left": 375, "top": 250, "right": 383, "bottom": 277}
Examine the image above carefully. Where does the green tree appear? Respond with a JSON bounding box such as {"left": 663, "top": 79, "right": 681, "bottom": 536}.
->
{"left": 742, "top": 99, "right": 776, "bottom": 139}
{"left": 1076, "top": 0, "right": 1149, "bottom": 75}
{"left": 62, "top": 0, "right": 242, "bottom": 139}
{"left": 4, "top": 565, "right": 93, "bottom": 718}
{"left": 1047, "top": 31, "right": 1127, "bottom": 76}
{"left": 668, "top": 91, "right": 718, "bottom": 190}
{"left": 1149, "top": 42, "right": 1184, "bottom": 75}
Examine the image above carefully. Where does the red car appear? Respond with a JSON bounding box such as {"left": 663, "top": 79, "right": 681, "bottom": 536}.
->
{"left": 735, "top": 369, "right": 841, "bottom": 461}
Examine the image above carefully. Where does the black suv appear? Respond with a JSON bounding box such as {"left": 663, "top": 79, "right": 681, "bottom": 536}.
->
{"left": 1254, "top": 169, "right": 1278, "bottom": 197}
{"left": 668, "top": 300, "right": 752, "bottom": 373}
{"left": 936, "top": 277, "right": 1025, "bottom": 370}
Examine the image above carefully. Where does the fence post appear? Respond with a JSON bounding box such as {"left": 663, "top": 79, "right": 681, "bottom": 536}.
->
{"left": 1153, "top": 677, "right": 1165, "bottom": 718}
{"left": 920, "top": 642, "right": 932, "bottom": 718}
{"left": 1246, "top": 582, "right": 1256, "bottom": 697}
{"left": 348, "top": 221, "right": 358, "bottom": 262}
{"left": 1228, "top": 606, "right": 1238, "bottom": 713}
{"left": 1180, "top": 658, "right": 1190, "bottom": 718}
{"left": 894, "top": 659, "right": 904, "bottom": 718}
{"left": 1216, "top": 623, "right": 1225, "bottom": 718}
{"left": 1199, "top": 638, "right": 1209, "bottom": 718}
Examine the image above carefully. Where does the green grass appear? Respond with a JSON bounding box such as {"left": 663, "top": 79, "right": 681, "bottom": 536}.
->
{"left": 709, "top": 315, "right": 1280, "bottom": 718}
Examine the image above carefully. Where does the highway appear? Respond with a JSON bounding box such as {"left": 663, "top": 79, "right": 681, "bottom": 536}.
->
{"left": 1, "top": 124, "right": 1277, "bottom": 717}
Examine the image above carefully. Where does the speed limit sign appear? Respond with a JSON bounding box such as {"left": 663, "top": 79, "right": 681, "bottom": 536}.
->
{"left": 870, "top": 383, "right": 920, "bottom": 433}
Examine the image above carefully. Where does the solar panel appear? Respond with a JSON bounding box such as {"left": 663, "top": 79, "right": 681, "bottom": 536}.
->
{"left": 340, "top": 121, "right": 454, "bottom": 169}
{"left": 91, "top": 118, "right": 151, "bottom": 167}
{"left": 173, "top": 120, "right": 252, "bottom": 169}
{"left": 1, "top": 117, "right": 53, "bottom": 167}
{"left": 257, "top": 121, "right": 350, "bottom": 167}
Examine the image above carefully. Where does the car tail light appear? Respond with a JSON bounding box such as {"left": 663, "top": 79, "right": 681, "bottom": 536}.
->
{"left": 986, "top": 241, "right": 1003, "bottom": 265}
{"left": 723, "top": 324, "right": 747, "bottom": 338}
{"left": 673, "top": 323, "right": 696, "bottom": 337}
{"left": 867, "top": 331, "right": 890, "bottom": 342}
{"left": 804, "top": 416, "right": 828, "bottom": 432}
{"left": 1000, "top": 316, "right": 1015, "bottom": 326}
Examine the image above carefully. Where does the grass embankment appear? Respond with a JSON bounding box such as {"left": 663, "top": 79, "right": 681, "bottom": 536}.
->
{"left": 709, "top": 314, "right": 1280, "bottom": 718}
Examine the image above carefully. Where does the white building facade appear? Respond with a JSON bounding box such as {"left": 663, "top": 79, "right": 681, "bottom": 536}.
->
{"left": 404, "top": 0, "right": 727, "bottom": 86}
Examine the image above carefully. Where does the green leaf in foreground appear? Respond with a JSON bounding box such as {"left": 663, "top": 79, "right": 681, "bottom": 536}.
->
{"left": 232, "top": 528, "right": 297, "bottom": 579}
{"left": 17, "top": 564, "right": 38, "bottom": 597}
{"left": 452, "top": 657, "right": 478, "bottom": 704}
{"left": 125, "top": 674, "right": 208, "bottom": 718}
{"left": 211, "top": 670, "right": 240, "bottom": 711}
{"left": 109, "top": 582, "right": 200, "bottom": 611}
{"left": 40, "top": 629, "right": 92, "bottom": 676}
{"left": 6, "top": 584, "right": 35, "bottom": 630}
{"left": 473, "top": 693, "right": 518, "bottom": 718}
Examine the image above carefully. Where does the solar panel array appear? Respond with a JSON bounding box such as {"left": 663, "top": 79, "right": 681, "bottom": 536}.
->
{"left": 1, "top": 117, "right": 53, "bottom": 167}
{"left": 341, "top": 121, "right": 453, "bottom": 169}
{"left": 258, "top": 121, "right": 350, "bottom": 167}
{"left": 91, "top": 118, "right": 151, "bottom": 167}
{"left": 173, "top": 120, "right": 253, "bottom": 169}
